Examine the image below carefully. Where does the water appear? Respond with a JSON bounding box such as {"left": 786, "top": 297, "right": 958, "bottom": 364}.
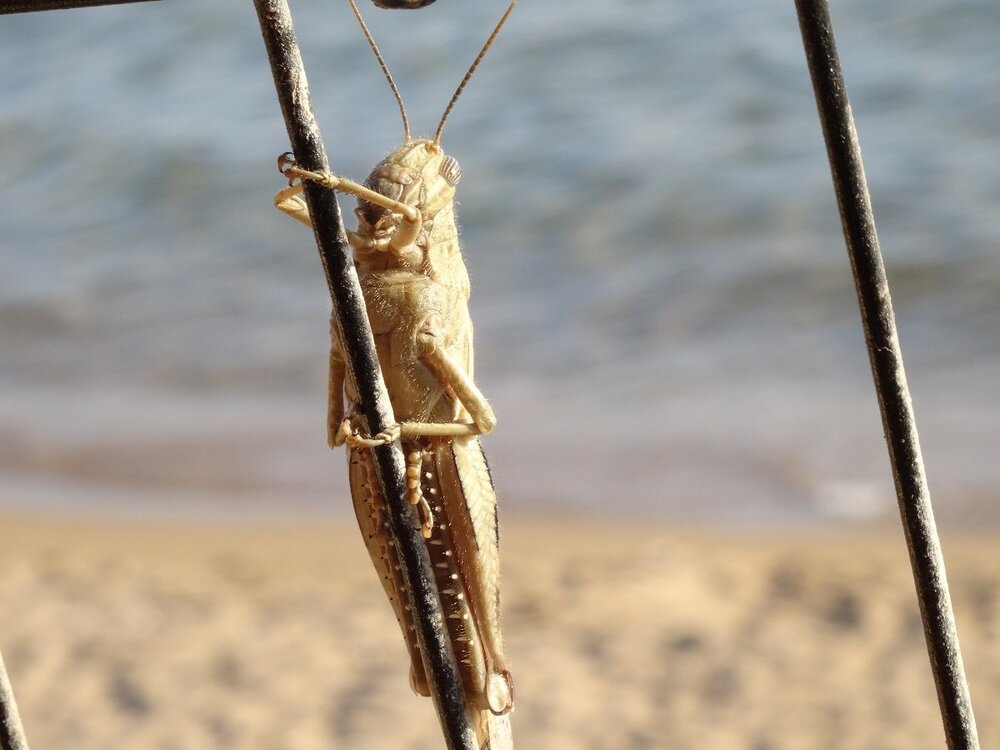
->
{"left": 1, "top": 0, "right": 998, "bottom": 526}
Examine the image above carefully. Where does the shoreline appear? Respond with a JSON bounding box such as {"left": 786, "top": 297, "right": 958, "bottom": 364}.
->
{"left": 1, "top": 508, "right": 996, "bottom": 548}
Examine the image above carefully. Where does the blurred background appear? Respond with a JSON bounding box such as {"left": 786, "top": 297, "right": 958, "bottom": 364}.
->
{"left": 1, "top": 1, "right": 999, "bottom": 748}
{"left": 1, "top": 0, "right": 998, "bottom": 526}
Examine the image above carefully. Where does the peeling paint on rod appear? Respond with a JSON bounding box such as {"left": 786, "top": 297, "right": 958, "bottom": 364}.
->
{"left": 794, "top": 1, "right": 980, "bottom": 748}
{"left": 249, "top": 1, "right": 478, "bottom": 748}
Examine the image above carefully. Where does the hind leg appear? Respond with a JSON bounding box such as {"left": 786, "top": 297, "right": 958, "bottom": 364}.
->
{"left": 347, "top": 446, "right": 430, "bottom": 697}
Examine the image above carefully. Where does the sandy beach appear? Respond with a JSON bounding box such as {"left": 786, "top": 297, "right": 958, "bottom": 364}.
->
{"left": 0, "top": 513, "right": 997, "bottom": 750}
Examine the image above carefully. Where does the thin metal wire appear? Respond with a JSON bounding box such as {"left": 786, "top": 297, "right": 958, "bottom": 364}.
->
{"left": 794, "top": 2, "right": 980, "bottom": 748}
{"left": 0, "top": 0, "right": 159, "bottom": 13}
{"left": 250, "top": 2, "right": 479, "bottom": 748}
{"left": 0, "top": 651, "right": 29, "bottom": 750}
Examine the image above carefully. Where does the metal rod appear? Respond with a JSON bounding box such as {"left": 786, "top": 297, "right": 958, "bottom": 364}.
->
{"left": 0, "top": 651, "right": 29, "bottom": 750}
{"left": 250, "top": 2, "right": 478, "bottom": 748}
{"left": 794, "top": 2, "right": 979, "bottom": 748}
{"left": 0, "top": 0, "right": 159, "bottom": 13}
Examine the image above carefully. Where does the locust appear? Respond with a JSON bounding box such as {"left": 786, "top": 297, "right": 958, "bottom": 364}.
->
{"left": 273, "top": 1, "right": 516, "bottom": 745}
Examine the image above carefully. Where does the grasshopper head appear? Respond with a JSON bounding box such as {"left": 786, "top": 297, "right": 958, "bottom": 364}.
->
{"left": 359, "top": 139, "right": 461, "bottom": 226}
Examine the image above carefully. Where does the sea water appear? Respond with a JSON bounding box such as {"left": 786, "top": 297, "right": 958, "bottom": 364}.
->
{"left": 1, "top": 0, "right": 998, "bottom": 525}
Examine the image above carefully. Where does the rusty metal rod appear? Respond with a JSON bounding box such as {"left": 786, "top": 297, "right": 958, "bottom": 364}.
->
{"left": 0, "top": 0, "right": 159, "bottom": 13}
{"left": 0, "top": 651, "right": 29, "bottom": 750}
{"left": 250, "top": 2, "right": 478, "bottom": 748}
{"left": 794, "top": 1, "right": 980, "bottom": 748}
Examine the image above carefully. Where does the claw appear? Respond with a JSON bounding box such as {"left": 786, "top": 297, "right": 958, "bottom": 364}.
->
{"left": 277, "top": 151, "right": 297, "bottom": 177}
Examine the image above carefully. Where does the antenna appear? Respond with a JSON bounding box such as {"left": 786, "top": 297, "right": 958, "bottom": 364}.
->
{"left": 348, "top": 0, "right": 411, "bottom": 142}
{"left": 433, "top": 0, "right": 515, "bottom": 148}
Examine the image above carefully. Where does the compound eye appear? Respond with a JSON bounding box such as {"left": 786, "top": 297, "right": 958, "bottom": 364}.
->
{"left": 439, "top": 155, "right": 462, "bottom": 186}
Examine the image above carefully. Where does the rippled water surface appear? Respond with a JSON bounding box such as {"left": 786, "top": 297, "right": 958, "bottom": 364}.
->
{"left": 1, "top": 0, "right": 998, "bottom": 525}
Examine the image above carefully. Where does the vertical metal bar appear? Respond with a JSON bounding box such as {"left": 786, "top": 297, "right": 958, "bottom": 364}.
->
{"left": 250, "top": 2, "right": 478, "bottom": 748}
{"left": 794, "top": 2, "right": 980, "bottom": 748}
{"left": 0, "top": 651, "right": 29, "bottom": 750}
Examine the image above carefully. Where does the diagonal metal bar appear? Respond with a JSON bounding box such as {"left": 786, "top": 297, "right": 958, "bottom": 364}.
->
{"left": 250, "top": 2, "right": 478, "bottom": 748}
{"left": 0, "top": 651, "right": 29, "bottom": 750}
{"left": 794, "top": 2, "right": 980, "bottom": 748}
{"left": 0, "top": 0, "right": 159, "bottom": 13}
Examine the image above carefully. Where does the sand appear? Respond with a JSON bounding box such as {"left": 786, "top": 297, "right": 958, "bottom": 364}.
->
{"left": 0, "top": 513, "right": 997, "bottom": 750}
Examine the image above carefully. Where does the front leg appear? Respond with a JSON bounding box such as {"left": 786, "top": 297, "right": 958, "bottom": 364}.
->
{"left": 337, "top": 313, "right": 497, "bottom": 446}
{"left": 333, "top": 331, "right": 496, "bottom": 447}
{"left": 415, "top": 317, "right": 496, "bottom": 435}
{"left": 277, "top": 154, "right": 422, "bottom": 253}
{"left": 274, "top": 181, "right": 312, "bottom": 227}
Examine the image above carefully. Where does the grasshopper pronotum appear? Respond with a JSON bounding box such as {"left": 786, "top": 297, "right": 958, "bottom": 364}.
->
{"left": 274, "top": 1, "right": 516, "bottom": 745}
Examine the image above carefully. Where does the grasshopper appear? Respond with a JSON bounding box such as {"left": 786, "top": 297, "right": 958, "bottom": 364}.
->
{"left": 274, "top": 1, "right": 515, "bottom": 745}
